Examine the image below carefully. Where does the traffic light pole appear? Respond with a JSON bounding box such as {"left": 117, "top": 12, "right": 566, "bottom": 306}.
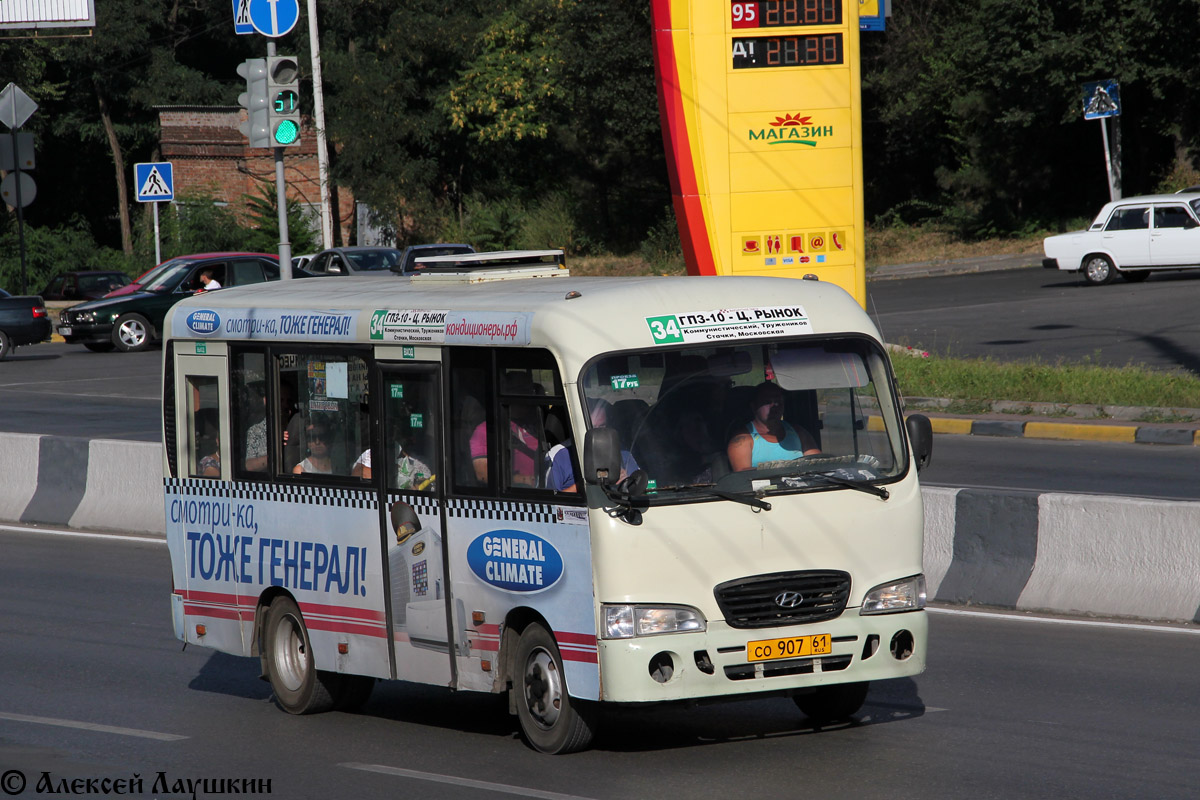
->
{"left": 266, "top": 41, "right": 293, "bottom": 280}
{"left": 276, "top": 147, "right": 292, "bottom": 279}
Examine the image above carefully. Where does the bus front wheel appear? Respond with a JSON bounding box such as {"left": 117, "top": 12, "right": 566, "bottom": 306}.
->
{"left": 794, "top": 681, "right": 870, "bottom": 724}
{"left": 263, "top": 596, "right": 338, "bottom": 715}
{"left": 513, "top": 623, "right": 597, "bottom": 754}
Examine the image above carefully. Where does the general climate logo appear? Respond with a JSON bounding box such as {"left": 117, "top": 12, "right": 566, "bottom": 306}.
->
{"left": 467, "top": 530, "right": 564, "bottom": 593}
{"left": 748, "top": 112, "right": 833, "bottom": 147}
{"left": 184, "top": 309, "right": 221, "bottom": 336}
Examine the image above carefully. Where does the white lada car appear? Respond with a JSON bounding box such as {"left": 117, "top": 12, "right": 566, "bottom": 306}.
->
{"left": 1043, "top": 193, "right": 1200, "bottom": 285}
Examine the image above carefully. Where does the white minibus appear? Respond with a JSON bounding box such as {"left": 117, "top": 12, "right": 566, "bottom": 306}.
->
{"left": 163, "top": 250, "right": 932, "bottom": 753}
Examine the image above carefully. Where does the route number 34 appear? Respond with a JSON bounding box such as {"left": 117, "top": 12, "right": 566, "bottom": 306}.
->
{"left": 646, "top": 315, "right": 684, "bottom": 344}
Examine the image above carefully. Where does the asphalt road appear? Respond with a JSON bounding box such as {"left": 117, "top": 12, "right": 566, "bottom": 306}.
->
{"left": 0, "top": 343, "right": 160, "bottom": 440}
{"left": 1, "top": 528, "right": 1198, "bottom": 800}
{"left": 920, "top": 433, "right": 1200, "bottom": 500}
{"left": 866, "top": 265, "right": 1200, "bottom": 373}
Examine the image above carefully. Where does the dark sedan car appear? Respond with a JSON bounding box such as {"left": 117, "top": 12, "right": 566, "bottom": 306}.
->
{"left": 299, "top": 246, "right": 405, "bottom": 276}
{"left": 0, "top": 288, "right": 52, "bottom": 360}
{"left": 39, "top": 270, "right": 131, "bottom": 301}
{"left": 58, "top": 253, "right": 280, "bottom": 352}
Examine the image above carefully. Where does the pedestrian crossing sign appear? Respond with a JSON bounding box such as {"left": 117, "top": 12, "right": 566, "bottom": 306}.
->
{"left": 134, "top": 162, "right": 174, "bottom": 203}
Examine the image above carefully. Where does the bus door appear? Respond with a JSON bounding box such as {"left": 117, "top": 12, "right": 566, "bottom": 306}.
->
{"left": 168, "top": 349, "right": 247, "bottom": 654}
{"left": 377, "top": 362, "right": 456, "bottom": 687}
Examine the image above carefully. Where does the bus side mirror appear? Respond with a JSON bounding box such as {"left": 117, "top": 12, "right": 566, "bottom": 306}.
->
{"left": 584, "top": 427, "right": 622, "bottom": 486}
{"left": 905, "top": 414, "right": 933, "bottom": 472}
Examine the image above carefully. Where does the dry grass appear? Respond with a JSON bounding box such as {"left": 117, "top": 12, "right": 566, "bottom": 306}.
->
{"left": 567, "top": 228, "right": 1045, "bottom": 276}
{"left": 865, "top": 227, "right": 1045, "bottom": 268}
{"left": 567, "top": 255, "right": 686, "bottom": 277}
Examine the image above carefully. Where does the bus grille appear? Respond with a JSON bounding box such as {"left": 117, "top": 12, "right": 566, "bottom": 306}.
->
{"left": 714, "top": 570, "right": 851, "bottom": 629}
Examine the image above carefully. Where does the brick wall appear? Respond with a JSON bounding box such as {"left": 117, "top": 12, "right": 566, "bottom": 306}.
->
{"left": 157, "top": 106, "right": 355, "bottom": 247}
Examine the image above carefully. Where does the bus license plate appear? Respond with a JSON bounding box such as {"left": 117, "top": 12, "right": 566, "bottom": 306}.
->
{"left": 746, "top": 633, "right": 832, "bottom": 662}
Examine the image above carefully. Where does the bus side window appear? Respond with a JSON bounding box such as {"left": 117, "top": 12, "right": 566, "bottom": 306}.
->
{"left": 378, "top": 372, "right": 439, "bottom": 492}
{"left": 186, "top": 375, "right": 221, "bottom": 478}
{"left": 279, "top": 353, "right": 370, "bottom": 478}
{"left": 449, "top": 349, "right": 492, "bottom": 492}
{"left": 231, "top": 351, "right": 269, "bottom": 476}
{"left": 449, "top": 347, "right": 578, "bottom": 498}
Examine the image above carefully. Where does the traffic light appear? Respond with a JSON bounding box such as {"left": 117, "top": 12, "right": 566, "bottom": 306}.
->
{"left": 237, "top": 58, "right": 270, "bottom": 148}
{"left": 266, "top": 55, "right": 301, "bottom": 147}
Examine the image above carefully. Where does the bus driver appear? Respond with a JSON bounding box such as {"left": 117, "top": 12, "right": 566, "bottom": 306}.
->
{"left": 727, "top": 381, "right": 820, "bottom": 471}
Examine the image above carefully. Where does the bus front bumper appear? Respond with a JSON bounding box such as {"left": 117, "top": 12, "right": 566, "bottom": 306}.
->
{"left": 596, "top": 609, "right": 927, "bottom": 704}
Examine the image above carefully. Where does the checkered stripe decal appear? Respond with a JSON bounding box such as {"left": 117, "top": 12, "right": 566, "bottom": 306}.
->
{"left": 445, "top": 497, "right": 558, "bottom": 525}
{"left": 386, "top": 493, "right": 440, "bottom": 517}
{"left": 165, "top": 477, "right": 377, "bottom": 510}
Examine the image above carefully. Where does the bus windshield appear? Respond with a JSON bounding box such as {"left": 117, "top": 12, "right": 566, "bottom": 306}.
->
{"left": 581, "top": 337, "right": 907, "bottom": 498}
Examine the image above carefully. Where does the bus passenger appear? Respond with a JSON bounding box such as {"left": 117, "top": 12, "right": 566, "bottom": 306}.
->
{"left": 292, "top": 427, "right": 334, "bottom": 474}
{"left": 243, "top": 383, "right": 268, "bottom": 472}
{"left": 547, "top": 399, "right": 639, "bottom": 492}
{"left": 352, "top": 447, "right": 434, "bottom": 489}
{"left": 199, "top": 435, "right": 221, "bottom": 477}
{"left": 471, "top": 417, "right": 540, "bottom": 486}
{"left": 727, "top": 382, "right": 820, "bottom": 471}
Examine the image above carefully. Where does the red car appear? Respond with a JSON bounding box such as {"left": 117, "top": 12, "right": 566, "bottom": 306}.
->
{"left": 104, "top": 253, "right": 267, "bottom": 298}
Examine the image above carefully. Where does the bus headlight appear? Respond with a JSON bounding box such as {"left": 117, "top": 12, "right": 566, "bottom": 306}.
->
{"left": 861, "top": 575, "right": 926, "bottom": 615}
{"left": 601, "top": 605, "right": 707, "bottom": 639}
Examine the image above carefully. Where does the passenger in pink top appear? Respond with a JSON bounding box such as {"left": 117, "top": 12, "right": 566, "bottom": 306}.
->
{"left": 470, "top": 419, "right": 539, "bottom": 486}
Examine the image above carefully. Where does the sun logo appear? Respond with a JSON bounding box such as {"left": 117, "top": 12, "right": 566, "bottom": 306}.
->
{"left": 771, "top": 112, "right": 813, "bottom": 127}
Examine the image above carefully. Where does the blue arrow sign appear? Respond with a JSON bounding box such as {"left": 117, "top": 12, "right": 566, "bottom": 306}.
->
{"left": 134, "top": 162, "right": 174, "bottom": 203}
{"left": 248, "top": 0, "right": 299, "bottom": 38}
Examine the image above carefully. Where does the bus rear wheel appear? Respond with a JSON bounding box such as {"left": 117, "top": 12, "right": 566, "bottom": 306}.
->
{"left": 794, "top": 681, "right": 870, "bottom": 724}
{"left": 513, "top": 623, "right": 597, "bottom": 754}
{"left": 263, "top": 596, "right": 338, "bottom": 715}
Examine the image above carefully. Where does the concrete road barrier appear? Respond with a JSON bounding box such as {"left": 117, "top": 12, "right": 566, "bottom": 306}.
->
{"left": 924, "top": 487, "right": 1200, "bottom": 623}
{"left": 2, "top": 433, "right": 1197, "bottom": 623}
{"left": 2, "top": 432, "right": 163, "bottom": 532}
{"left": 0, "top": 433, "right": 42, "bottom": 522}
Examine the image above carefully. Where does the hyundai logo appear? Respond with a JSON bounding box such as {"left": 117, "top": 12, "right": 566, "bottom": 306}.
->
{"left": 775, "top": 590, "right": 804, "bottom": 608}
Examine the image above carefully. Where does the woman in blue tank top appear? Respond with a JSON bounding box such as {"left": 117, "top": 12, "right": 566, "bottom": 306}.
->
{"left": 727, "top": 381, "right": 820, "bottom": 471}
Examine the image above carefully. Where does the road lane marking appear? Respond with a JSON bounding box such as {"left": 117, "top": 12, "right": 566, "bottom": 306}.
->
{"left": 928, "top": 606, "right": 1200, "bottom": 636}
{"left": 0, "top": 523, "right": 164, "bottom": 544}
{"left": 0, "top": 712, "right": 186, "bottom": 741}
{"left": 341, "top": 764, "right": 598, "bottom": 800}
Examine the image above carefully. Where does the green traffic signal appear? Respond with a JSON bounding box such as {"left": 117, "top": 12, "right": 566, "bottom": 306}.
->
{"left": 273, "top": 120, "right": 300, "bottom": 146}
{"left": 266, "top": 55, "right": 301, "bottom": 148}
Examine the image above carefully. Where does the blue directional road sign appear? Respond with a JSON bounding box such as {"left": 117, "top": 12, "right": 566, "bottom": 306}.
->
{"left": 1082, "top": 79, "right": 1121, "bottom": 120}
{"left": 134, "top": 162, "right": 174, "bottom": 203}
{"left": 248, "top": 0, "right": 299, "bottom": 38}
{"left": 232, "top": 0, "right": 253, "bottom": 34}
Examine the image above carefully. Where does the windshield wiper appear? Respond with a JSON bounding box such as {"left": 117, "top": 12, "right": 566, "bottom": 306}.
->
{"left": 654, "top": 484, "right": 772, "bottom": 511}
{"left": 802, "top": 471, "right": 890, "bottom": 499}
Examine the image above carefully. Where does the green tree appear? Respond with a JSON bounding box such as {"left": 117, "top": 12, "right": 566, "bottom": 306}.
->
{"left": 1, "top": 0, "right": 250, "bottom": 253}
{"left": 862, "top": 0, "right": 1200, "bottom": 233}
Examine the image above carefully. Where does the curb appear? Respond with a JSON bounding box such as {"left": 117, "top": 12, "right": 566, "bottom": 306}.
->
{"left": 871, "top": 411, "right": 1200, "bottom": 446}
{"left": 927, "top": 416, "right": 1199, "bottom": 446}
